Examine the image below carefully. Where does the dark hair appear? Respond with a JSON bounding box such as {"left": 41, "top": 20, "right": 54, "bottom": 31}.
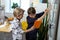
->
{"left": 27, "top": 7, "right": 36, "bottom": 14}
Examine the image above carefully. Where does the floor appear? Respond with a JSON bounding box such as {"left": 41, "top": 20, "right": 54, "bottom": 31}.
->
{"left": 0, "top": 32, "right": 12, "bottom": 40}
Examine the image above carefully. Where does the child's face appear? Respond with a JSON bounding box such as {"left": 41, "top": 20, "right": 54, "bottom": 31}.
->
{"left": 16, "top": 12, "right": 24, "bottom": 20}
{"left": 28, "top": 14, "right": 36, "bottom": 18}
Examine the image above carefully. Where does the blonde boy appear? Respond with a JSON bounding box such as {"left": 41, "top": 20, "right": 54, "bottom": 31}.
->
{"left": 10, "top": 7, "right": 25, "bottom": 40}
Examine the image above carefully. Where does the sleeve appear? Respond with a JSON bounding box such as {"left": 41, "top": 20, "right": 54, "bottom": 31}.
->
{"left": 9, "top": 23, "right": 15, "bottom": 31}
{"left": 19, "top": 23, "right": 25, "bottom": 34}
{"left": 36, "top": 12, "right": 44, "bottom": 18}
{"left": 19, "top": 29, "right": 25, "bottom": 34}
{"left": 9, "top": 22, "right": 17, "bottom": 31}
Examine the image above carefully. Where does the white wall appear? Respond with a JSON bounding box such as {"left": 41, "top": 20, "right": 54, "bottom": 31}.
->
{"left": 33, "top": 3, "right": 47, "bottom": 13}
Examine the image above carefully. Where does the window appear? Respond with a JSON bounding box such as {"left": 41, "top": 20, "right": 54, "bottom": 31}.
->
{"left": 21, "top": 0, "right": 30, "bottom": 11}
{"left": 39, "top": 0, "right": 43, "bottom": 3}
{"left": 5, "top": 0, "right": 30, "bottom": 13}
{"left": 5, "top": 0, "right": 10, "bottom": 13}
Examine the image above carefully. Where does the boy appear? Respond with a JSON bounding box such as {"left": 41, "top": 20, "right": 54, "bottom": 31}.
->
{"left": 26, "top": 7, "right": 50, "bottom": 40}
{"left": 10, "top": 7, "right": 25, "bottom": 40}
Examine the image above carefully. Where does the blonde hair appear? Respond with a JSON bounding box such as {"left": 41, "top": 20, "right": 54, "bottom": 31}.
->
{"left": 13, "top": 7, "right": 24, "bottom": 17}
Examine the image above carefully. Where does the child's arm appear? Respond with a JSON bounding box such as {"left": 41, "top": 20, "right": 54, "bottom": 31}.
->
{"left": 40, "top": 5, "right": 52, "bottom": 20}
{"left": 25, "top": 26, "right": 35, "bottom": 33}
{"left": 37, "top": 8, "right": 50, "bottom": 21}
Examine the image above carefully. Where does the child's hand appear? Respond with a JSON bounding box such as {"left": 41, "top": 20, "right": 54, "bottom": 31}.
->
{"left": 44, "top": 8, "right": 50, "bottom": 13}
{"left": 24, "top": 30, "right": 28, "bottom": 33}
{"left": 24, "top": 26, "right": 35, "bottom": 33}
{"left": 44, "top": 5, "right": 52, "bottom": 13}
